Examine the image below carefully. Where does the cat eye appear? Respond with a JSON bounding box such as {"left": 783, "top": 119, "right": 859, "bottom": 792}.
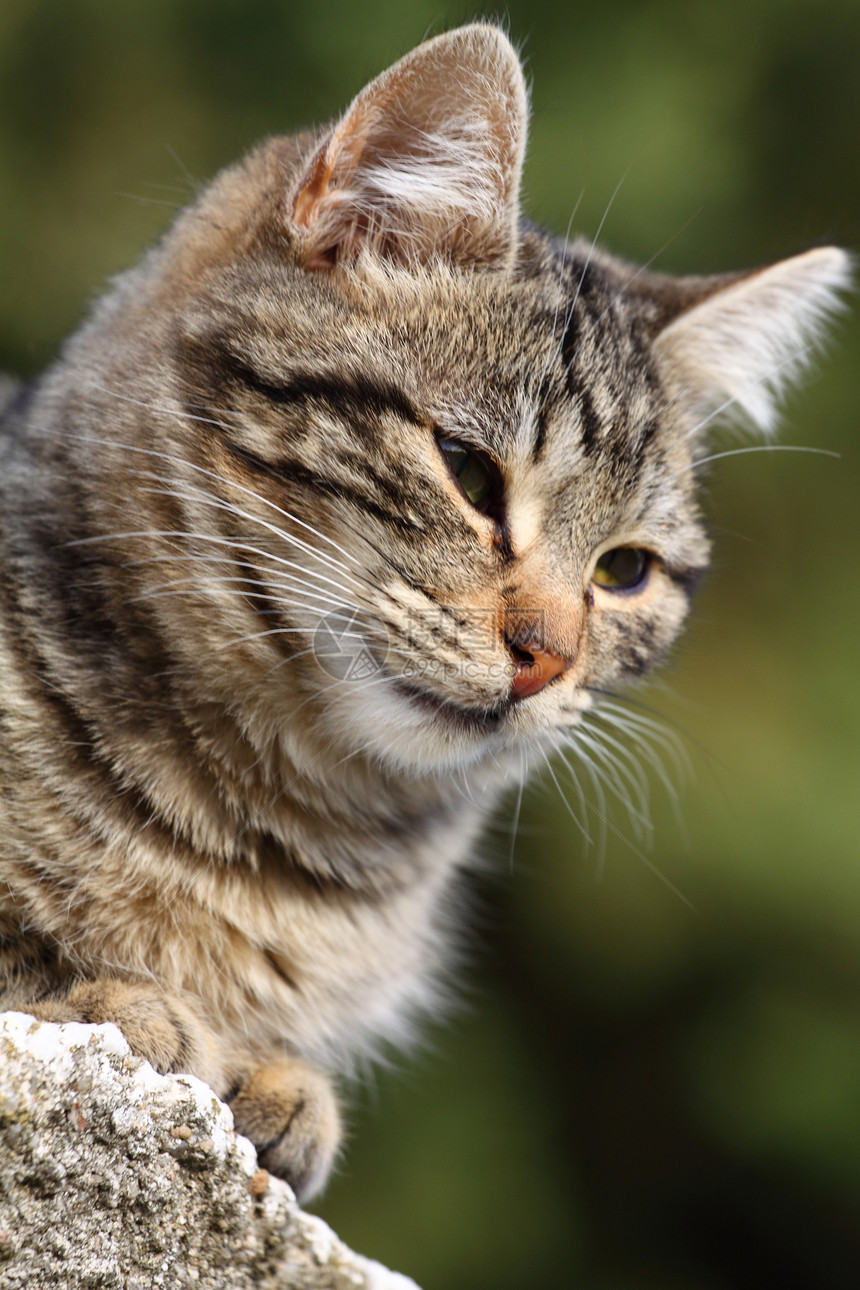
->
{"left": 437, "top": 435, "right": 501, "bottom": 513}
{"left": 592, "top": 547, "right": 650, "bottom": 591}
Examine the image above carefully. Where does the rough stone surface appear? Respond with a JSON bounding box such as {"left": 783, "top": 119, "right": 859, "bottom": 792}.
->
{"left": 0, "top": 1012, "right": 420, "bottom": 1290}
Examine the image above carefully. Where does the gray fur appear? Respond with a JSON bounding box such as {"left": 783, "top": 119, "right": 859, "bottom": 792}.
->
{"left": 0, "top": 24, "right": 848, "bottom": 1198}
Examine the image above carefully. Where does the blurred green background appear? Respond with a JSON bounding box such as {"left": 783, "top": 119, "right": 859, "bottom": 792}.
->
{"left": 1, "top": 2, "right": 858, "bottom": 1286}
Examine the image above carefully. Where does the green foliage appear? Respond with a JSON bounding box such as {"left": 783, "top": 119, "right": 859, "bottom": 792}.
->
{"left": 2, "top": 3, "right": 858, "bottom": 1286}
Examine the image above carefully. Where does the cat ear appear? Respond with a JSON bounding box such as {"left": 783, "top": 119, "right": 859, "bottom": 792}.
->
{"left": 289, "top": 24, "right": 528, "bottom": 270}
{"left": 653, "top": 246, "right": 852, "bottom": 433}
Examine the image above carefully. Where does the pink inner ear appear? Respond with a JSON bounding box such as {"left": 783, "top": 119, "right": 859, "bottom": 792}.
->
{"left": 291, "top": 94, "right": 406, "bottom": 269}
{"left": 287, "top": 25, "right": 528, "bottom": 272}
{"left": 292, "top": 150, "right": 336, "bottom": 232}
{"left": 292, "top": 104, "right": 377, "bottom": 235}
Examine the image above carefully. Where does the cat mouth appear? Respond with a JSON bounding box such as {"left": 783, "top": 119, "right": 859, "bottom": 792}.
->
{"left": 393, "top": 680, "right": 510, "bottom": 733}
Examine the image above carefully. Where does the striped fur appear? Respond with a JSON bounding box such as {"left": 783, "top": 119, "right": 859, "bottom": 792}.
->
{"left": 0, "top": 25, "right": 849, "bottom": 1199}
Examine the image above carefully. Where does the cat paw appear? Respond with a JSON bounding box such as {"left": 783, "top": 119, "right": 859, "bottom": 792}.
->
{"left": 27, "top": 977, "right": 226, "bottom": 1092}
{"left": 227, "top": 1058, "right": 341, "bottom": 1201}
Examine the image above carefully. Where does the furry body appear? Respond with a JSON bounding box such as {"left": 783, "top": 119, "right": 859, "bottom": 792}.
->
{"left": 0, "top": 26, "right": 848, "bottom": 1197}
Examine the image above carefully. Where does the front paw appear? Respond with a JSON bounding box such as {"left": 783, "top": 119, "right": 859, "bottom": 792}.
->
{"left": 228, "top": 1058, "right": 341, "bottom": 1202}
{"left": 28, "top": 978, "right": 226, "bottom": 1093}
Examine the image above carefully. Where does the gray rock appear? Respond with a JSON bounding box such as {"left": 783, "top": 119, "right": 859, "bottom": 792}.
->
{"left": 0, "top": 1012, "right": 420, "bottom": 1290}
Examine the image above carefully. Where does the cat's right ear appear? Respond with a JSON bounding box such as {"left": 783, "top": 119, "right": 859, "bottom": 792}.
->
{"left": 288, "top": 24, "right": 528, "bottom": 271}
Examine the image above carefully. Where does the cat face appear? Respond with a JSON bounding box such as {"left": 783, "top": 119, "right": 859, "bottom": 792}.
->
{"left": 84, "top": 24, "right": 847, "bottom": 777}
{"left": 175, "top": 239, "right": 706, "bottom": 773}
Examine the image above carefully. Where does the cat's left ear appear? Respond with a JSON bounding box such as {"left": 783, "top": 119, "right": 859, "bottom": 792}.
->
{"left": 289, "top": 24, "right": 528, "bottom": 270}
{"left": 652, "top": 246, "right": 852, "bottom": 433}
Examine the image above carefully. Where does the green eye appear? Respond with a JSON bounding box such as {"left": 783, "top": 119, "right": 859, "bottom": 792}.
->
{"left": 592, "top": 547, "right": 649, "bottom": 591}
{"left": 438, "top": 436, "right": 496, "bottom": 511}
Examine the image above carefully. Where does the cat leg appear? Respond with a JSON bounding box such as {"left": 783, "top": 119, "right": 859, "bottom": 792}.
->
{"left": 24, "top": 976, "right": 227, "bottom": 1094}
{"left": 227, "top": 1057, "right": 341, "bottom": 1202}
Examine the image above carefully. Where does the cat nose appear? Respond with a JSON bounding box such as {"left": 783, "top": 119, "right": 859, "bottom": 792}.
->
{"left": 504, "top": 631, "right": 575, "bottom": 701}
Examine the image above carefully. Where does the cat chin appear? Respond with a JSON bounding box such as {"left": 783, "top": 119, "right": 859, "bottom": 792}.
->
{"left": 318, "top": 669, "right": 576, "bottom": 776}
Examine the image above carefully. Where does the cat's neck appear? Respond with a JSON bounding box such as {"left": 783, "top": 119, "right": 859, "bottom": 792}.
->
{"left": 157, "top": 685, "right": 503, "bottom": 883}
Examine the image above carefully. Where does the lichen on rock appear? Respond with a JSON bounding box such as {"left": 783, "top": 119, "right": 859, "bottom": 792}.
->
{"left": 0, "top": 1012, "right": 419, "bottom": 1290}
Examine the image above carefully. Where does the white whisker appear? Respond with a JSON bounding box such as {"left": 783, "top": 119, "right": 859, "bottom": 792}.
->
{"left": 554, "top": 743, "right": 609, "bottom": 872}
{"left": 66, "top": 528, "right": 368, "bottom": 605}
{"left": 681, "top": 343, "right": 824, "bottom": 442}
{"left": 507, "top": 750, "right": 526, "bottom": 874}
{"left": 592, "top": 706, "right": 688, "bottom": 795}
{"left": 217, "top": 625, "right": 366, "bottom": 652}
{"left": 129, "top": 572, "right": 362, "bottom": 616}
{"left": 685, "top": 443, "right": 839, "bottom": 472}
{"left": 122, "top": 551, "right": 373, "bottom": 611}
{"left": 534, "top": 191, "right": 585, "bottom": 404}
{"left": 564, "top": 728, "right": 652, "bottom": 839}
{"left": 554, "top": 166, "right": 632, "bottom": 373}
{"left": 575, "top": 723, "right": 651, "bottom": 820}
{"left": 136, "top": 478, "right": 368, "bottom": 591}
{"left": 62, "top": 421, "right": 370, "bottom": 574}
{"left": 537, "top": 745, "right": 592, "bottom": 844}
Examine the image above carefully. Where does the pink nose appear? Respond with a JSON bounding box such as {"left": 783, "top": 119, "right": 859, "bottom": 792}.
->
{"left": 508, "top": 642, "right": 574, "bottom": 701}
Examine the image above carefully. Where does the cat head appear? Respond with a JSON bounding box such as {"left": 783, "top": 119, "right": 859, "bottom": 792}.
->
{"left": 83, "top": 24, "right": 850, "bottom": 777}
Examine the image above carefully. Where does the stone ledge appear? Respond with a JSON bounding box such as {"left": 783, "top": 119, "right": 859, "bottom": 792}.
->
{"left": 0, "top": 1011, "right": 419, "bottom": 1290}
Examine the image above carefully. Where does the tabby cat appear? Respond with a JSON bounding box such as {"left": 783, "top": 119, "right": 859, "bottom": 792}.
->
{"left": 0, "top": 24, "right": 849, "bottom": 1201}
